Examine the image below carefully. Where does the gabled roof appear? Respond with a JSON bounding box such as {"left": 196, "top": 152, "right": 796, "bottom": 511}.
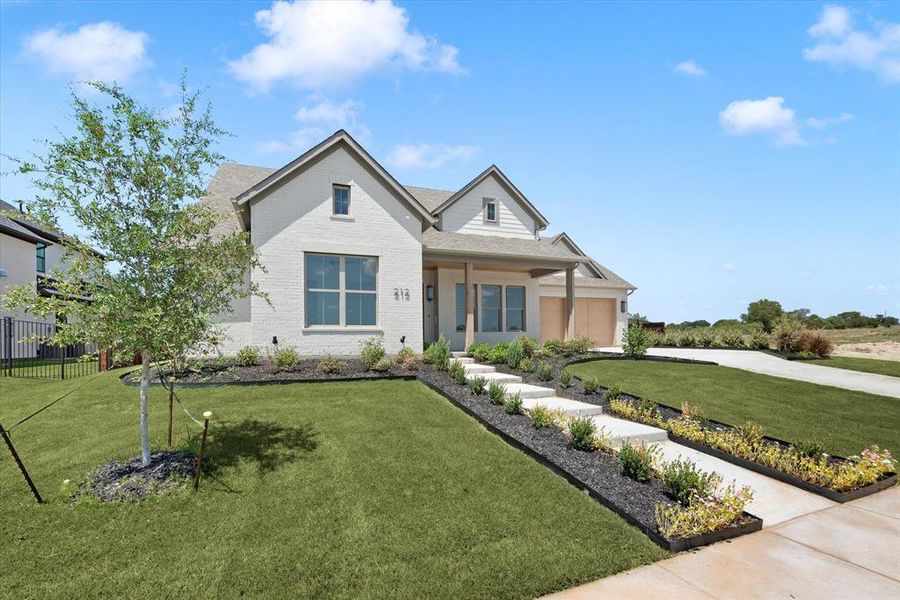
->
{"left": 430, "top": 165, "right": 550, "bottom": 230}
{"left": 546, "top": 232, "right": 636, "bottom": 290}
{"left": 423, "top": 229, "right": 590, "bottom": 264}
{"left": 404, "top": 185, "right": 454, "bottom": 212}
{"left": 233, "top": 130, "right": 436, "bottom": 230}
{"left": 0, "top": 199, "right": 59, "bottom": 244}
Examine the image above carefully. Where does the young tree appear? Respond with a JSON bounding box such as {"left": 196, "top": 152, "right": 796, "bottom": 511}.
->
{"left": 741, "top": 299, "right": 783, "bottom": 333}
{"left": 3, "top": 80, "right": 262, "bottom": 467}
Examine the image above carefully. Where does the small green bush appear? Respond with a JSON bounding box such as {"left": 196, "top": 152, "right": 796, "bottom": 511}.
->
{"left": 236, "top": 346, "right": 261, "bottom": 367}
{"left": 559, "top": 368, "right": 572, "bottom": 388}
{"left": 424, "top": 336, "right": 451, "bottom": 367}
{"left": 581, "top": 376, "right": 600, "bottom": 394}
{"left": 506, "top": 339, "right": 525, "bottom": 369}
{"left": 504, "top": 393, "right": 523, "bottom": 414}
{"left": 568, "top": 416, "right": 597, "bottom": 451}
{"left": 372, "top": 356, "right": 391, "bottom": 372}
{"left": 793, "top": 438, "right": 826, "bottom": 459}
{"left": 719, "top": 330, "right": 745, "bottom": 348}
{"left": 679, "top": 402, "right": 706, "bottom": 423}
{"left": 392, "top": 346, "right": 418, "bottom": 369}
{"left": 623, "top": 323, "right": 653, "bottom": 358}
{"left": 449, "top": 360, "right": 467, "bottom": 384}
{"left": 562, "top": 336, "right": 592, "bottom": 356}
{"left": 749, "top": 331, "right": 771, "bottom": 350}
{"left": 467, "top": 375, "right": 488, "bottom": 395}
{"left": 661, "top": 458, "right": 722, "bottom": 506}
{"left": 676, "top": 329, "right": 697, "bottom": 348}
{"left": 488, "top": 381, "right": 507, "bottom": 405}
{"left": 736, "top": 421, "right": 765, "bottom": 446}
{"left": 519, "top": 358, "right": 534, "bottom": 373}
{"left": 530, "top": 405, "right": 556, "bottom": 429}
{"left": 536, "top": 361, "right": 553, "bottom": 381}
{"left": 360, "top": 336, "right": 386, "bottom": 369}
{"left": 272, "top": 346, "right": 299, "bottom": 371}
{"left": 604, "top": 382, "right": 622, "bottom": 401}
{"left": 619, "top": 443, "right": 658, "bottom": 482}
{"left": 695, "top": 329, "right": 716, "bottom": 348}
{"left": 467, "top": 342, "right": 492, "bottom": 362}
{"left": 541, "top": 339, "right": 563, "bottom": 355}
{"left": 315, "top": 354, "right": 345, "bottom": 375}
{"left": 518, "top": 336, "right": 540, "bottom": 358}
{"left": 489, "top": 342, "right": 510, "bottom": 364}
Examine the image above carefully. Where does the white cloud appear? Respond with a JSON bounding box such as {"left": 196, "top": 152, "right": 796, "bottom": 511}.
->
{"left": 674, "top": 59, "right": 707, "bottom": 77}
{"left": 719, "top": 97, "right": 803, "bottom": 146}
{"left": 805, "top": 112, "right": 854, "bottom": 129}
{"left": 229, "top": 0, "right": 464, "bottom": 91}
{"left": 385, "top": 143, "right": 479, "bottom": 169}
{"left": 722, "top": 261, "right": 735, "bottom": 273}
{"left": 803, "top": 4, "right": 900, "bottom": 84}
{"left": 866, "top": 283, "right": 900, "bottom": 295}
{"left": 295, "top": 99, "right": 360, "bottom": 126}
{"left": 23, "top": 21, "right": 149, "bottom": 82}
{"left": 257, "top": 98, "right": 371, "bottom": 154}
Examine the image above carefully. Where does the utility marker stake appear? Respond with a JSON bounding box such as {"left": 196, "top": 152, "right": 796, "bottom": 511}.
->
{"left": 193, "top": 411, "right": 212, "bottom": 492}
{"left": 0, "top": 422, "right": 43, "bottom": 503}
{"left": 167, "top": 376, "right": 175, "bottom": 448}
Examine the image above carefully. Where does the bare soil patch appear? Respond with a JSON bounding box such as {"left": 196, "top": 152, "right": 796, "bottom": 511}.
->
{"left": 833, "top": 341, "right": 900, "bottom": 362}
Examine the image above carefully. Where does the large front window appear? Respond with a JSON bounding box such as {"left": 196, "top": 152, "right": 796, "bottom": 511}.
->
{"left": 305, "top": 253, "right": 377, "bottom": 327}
{"left": 455, "top": 283, "right": 526, "bottom": 333}
{"left": 481, "top": 285, "right": 501, "bottom": 332}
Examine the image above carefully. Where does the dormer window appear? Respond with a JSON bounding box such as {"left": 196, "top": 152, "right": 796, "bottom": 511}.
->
{"left": 333, "top": 184, "right": 350, "bottom": 215}
{"left": 483, "top": 198, "right": 498, "bottom": 224}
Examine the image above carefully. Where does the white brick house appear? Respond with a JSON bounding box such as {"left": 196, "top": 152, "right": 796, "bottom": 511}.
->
{"left": 203, "top": 130, "right": 634, "bottom": 356}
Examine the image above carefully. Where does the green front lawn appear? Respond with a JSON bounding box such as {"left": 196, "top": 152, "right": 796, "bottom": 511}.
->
{"left": 569, "top": 360, "right": 900, "bottom": 457}
{"left": 1, "top": 373, "right": 665, "bottom": 598}
{"left": 804, "top": 356, "right": 900, "bottom": 378}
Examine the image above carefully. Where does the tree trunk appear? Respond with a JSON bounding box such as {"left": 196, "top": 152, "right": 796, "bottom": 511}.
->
{"left": 139, "top": 349, "right": 151, "bottom": 467}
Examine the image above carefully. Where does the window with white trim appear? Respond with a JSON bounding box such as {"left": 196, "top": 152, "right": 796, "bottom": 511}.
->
{"left": 305, "top": 253, "right": 377, "bottom": 327}
{"left": 481, "top": 285, "right": 501, "bottom": 332}
{"left": 505, "top": 286, "right": 525, "bottom": 332}
{"left": 333, "top": 184, "right": 350, "bottom": 215}
{"left": 484, "top": 198, "right": 497, "bottom": 223}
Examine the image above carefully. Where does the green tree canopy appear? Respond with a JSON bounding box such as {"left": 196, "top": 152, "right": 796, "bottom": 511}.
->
{"left": 741, "top": 299, "right": 783, "bottom": 333}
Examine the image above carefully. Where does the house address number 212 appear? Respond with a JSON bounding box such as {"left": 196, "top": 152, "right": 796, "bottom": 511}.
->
{"left": 393, "top": 288, "right": 410, "bottom": 301}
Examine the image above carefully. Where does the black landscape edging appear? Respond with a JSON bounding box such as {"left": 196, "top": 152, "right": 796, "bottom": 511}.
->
{"left": 417, "top": 377, "right": 762, "bottom": 552}
{"left": 668, "top": 432, "right": 898, "bottom": 503}
{"left": 565, "top": 354, "right": 719, "bottom": 367}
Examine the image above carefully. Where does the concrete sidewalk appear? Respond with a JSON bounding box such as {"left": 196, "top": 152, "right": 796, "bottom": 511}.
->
{"left": 545, "top": 486, "right": 900, "bottom": 599}
{"left": 595, "top": 347, "right": 900, "bottom": 398}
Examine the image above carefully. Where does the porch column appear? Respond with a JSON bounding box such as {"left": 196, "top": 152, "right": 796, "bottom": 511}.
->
{"left": 464, "top": 262, "right": 475, "bottom": 349}
{"left": 564, "top": 267, "right": 575, "bottom": 341}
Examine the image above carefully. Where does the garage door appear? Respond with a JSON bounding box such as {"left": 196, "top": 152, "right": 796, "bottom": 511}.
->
{"left": 539, "top": 297, "right": 616, "bottom": 346}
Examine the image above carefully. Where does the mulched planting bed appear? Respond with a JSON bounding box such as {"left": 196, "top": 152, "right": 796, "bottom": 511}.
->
{"left": 123, "top": 358, "right": 418, "bottom": 386}
{"left": 418, "top": 366, "right": 761, "bottom": 551}
{"left": 75, "top": 451, "right": 196, "bottom": 502}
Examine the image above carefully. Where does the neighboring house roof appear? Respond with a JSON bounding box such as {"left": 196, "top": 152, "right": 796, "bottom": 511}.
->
{"left": 232, "top": 130, "right": 436, "bottom": 230}
{"left": 422, "top": 229, "right": 590, "bottom": 265}
{"left": 0, "top": 218, "right": 48, "bottom": 245}
{"left": 0, "top": 199, "right": 59, "bottom": 244}
{"left": 429, "top": 165, "right": 551, "bottom": 230}
{"left": 202, "top": 163, "right": 275, "bottom": 237}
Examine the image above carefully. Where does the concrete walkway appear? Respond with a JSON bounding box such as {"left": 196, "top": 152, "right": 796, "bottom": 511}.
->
{"left": 545, "top": 486, "right": 900, "bottom": 599}
{"left": 595, "top": 347, "right": 900, "bottom": 398}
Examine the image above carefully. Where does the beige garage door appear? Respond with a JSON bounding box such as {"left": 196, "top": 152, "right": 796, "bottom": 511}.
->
{"left": 540, "top": 297, "right": 616, "bottom": 346}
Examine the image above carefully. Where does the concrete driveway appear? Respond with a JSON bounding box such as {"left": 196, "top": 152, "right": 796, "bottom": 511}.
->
{"left": 596, "top": 348, "right": 900, "bottom": 398}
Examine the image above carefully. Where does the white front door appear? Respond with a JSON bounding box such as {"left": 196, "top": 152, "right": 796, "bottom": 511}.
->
{"left": 422, "top": 269, "right": 438, "bottom": 343}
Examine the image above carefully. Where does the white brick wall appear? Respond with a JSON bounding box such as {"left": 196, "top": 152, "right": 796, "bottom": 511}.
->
{"left": 217, "top": 145, "right": 424, "bottom": 357}
{"left": 440, "top": 174, "right": 536, "bottom": 239}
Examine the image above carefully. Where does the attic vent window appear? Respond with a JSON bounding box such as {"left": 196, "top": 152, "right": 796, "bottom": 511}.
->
{"left": 484, "top": 198, "right": 497, "bottom": 224}
{"left": 333, "top": 184, "right": 350, "bottom": 216}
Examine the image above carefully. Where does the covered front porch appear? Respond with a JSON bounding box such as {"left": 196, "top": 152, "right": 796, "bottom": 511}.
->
{"left": 422, "top": 250, "right": 585, "bottom": 351}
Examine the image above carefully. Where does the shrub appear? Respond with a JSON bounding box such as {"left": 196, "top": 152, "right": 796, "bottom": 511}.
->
{"left": 392, "top": 346, "right": 418, "bottom": 369}
{"left": 272, "top": 346, "right": 299, "bottom": 371}
{"left": 488, "top": 381, "right": 507, "bottom": 405}
{"left": 467, "top": 375, "right": 488, "bottom": 395}
{"left": 656, "top": 484, "right": 753, "bottom": 540}
{"left": 719, "top": 329, "right": 745, "bottom": 348}
{"left": 536, "top": 361, "right": 553, "bottom": 381}
{"left": 315, "top": 354, "right": 345, "bottom": 375}
{"left": 424, "top": 336, "right": 451, "bottom": 368}
{"left": 773, "top": 318, "right": 805, "bottom": 353}
{"left": 530, "top": 405, "right": 557, "bottom": 429}
{"left": 568, "top": 416, "right": 597, "bottom": 451}
{"left": 504, "top": 393, "right": 523, "bottom": 414}
{"left": 619, "top": 443, "right": 658, "bottom": 482}
{"left": 661, "top": 330, "right": 680, "bottom": 347}
{"left": 359, "top": 336, "right": 386, "bottom": 369}
{"left": 680, "top": 402, "right": 707, "bottom": 423}
{"left": 749, "top": 331, "right": 771, "bottom": 350}
{"left": 372, "top": 356, "right": 392, "bottom": 372}
{"left": 449, "top": 360, "right": 467, "bottom": 384}
{"left": 661, "top": 458, "right": 722, "bottom": 506}
{"left": 676, "top": 329, "right": 697, "bottom": 348}
{"left": 736, "top": 421, "right": 765, "bottom": 447}
{"left": 236, "top": 346, "right": 261, "bottom": 367}
{"left": 604, "top": 383, "right": 622, "bottom": 401}
{"left": 793, "top": 438, "right": 826, "bottom": 459}
{"left": 694, "top": 329, "right": 716, "bottom": 348}
{"left": 609, "top": 397, "right": 663, "bottom": 427}
{"left": 801, "top": 331, "right": 834, "bottom": 358}
{"left": 581, "top": 376, "right": 601, "bottom": 394}
{"left": 518, "top": 336, "right": 540, "bottom": 358}
{"left": 489, "top": 342, "right": 510, "bottom": 364}
{"left": 519, "top": 358, "right": 534, "bottom": 373}
{"left": 559, "top": 368, "right": 572, "bottom": 388}
{"left": 506, "top": 339, "right": 525, "bottom": 369}
{"left": 542, "top": 339, "right": 563, "bottom": 355}
{"left": 467, "top": 342, "right": 492, "bottom": 362}
{"left": 623, "top": 323, "right": 653, "bottom": 358}
{"left": 562, "top": 336, "right": 592, "bottom": 356}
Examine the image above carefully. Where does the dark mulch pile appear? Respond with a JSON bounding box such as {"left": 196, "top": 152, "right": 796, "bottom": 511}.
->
{"left": 124, "top": 358, "right": 418, "bottom": 385}
{"left": 418, "top": 366, "right": 672, "bottom": 539}
{"left": 75, "top": 451, "right": 196, "bottom": 502}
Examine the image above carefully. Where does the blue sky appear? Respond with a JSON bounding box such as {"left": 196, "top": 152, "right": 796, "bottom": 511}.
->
{"left": 1, "top": 1, "right": 898, "bottom": 322}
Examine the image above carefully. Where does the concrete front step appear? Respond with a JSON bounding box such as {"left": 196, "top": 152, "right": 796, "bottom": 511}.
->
{"left": 503, "top": 382, "right": 556, "bottom": 399}
{"left": 451, "top": 357, "right": 475, "bottom": 365}
{"left": 467, "top": 371, "right": 522, "bottom": 384}
{"left": 653, "top": 440, "right": 834, "bottom": 527}
{"left": 590, "top": 414, "right": 668, "bottom": 448}
{"left": 451, "top": 351, "right": 468, "bottom": 358}
{"left": 522, "top": 396, "right": 604, "bottom": 417}
{"left": 463, "top": 363, "right": 495, "bottom": 374}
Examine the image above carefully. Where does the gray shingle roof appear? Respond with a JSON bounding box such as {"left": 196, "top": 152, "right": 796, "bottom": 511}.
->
{"left": 422, "top": 229, "right": 590, "bottom": 263}
{"left": 540, "top": 271, "right": 635, "bottom": 290}
{"left": 201, "top": 163, "right": 275, "bottom": 237}
{"left": 404, "top": 185, "right": 454, "bottom": 212}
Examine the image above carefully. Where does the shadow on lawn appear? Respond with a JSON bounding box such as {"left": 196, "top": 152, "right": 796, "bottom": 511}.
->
{"left": 204, "top": 418, "right": 319, "bottom": 476}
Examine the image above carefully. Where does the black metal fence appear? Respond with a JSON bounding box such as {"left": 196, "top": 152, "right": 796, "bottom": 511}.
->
{"left": 1, "top": 317, "right": 99, "bottom": 379}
